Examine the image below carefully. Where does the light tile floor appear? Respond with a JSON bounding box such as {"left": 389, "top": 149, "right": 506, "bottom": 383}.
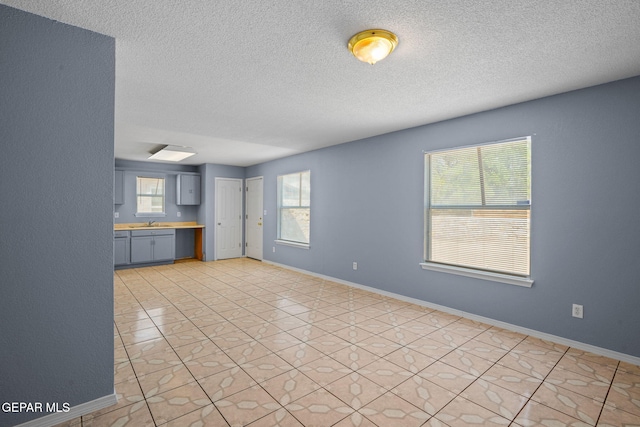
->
{"left": 57, "top": 258, "right": 640, "bottom": 426}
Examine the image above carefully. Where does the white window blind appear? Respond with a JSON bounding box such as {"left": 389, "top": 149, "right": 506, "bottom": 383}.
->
{"left": 425, "top": 137, "right": 531, "bottom": 277}
{"left": 277, "top": 171, "right": 310, "bottom": 244}
{"left": 136, "top": 176, "right": 165, "bottom": 214}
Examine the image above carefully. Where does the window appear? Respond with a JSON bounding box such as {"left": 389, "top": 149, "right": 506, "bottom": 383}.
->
{"left": 277, "top": 171, "right": 310, "bottom": 246}
{"left": 424, "top": 137, "right": 531, "bottom": 284}
{"left": 136, "top": 176, "right": 165, "bottom": 216}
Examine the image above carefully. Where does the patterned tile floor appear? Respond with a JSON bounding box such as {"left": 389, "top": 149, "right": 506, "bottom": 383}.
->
{"left": 57, "top": 258, "right": 639, "bottom": 426}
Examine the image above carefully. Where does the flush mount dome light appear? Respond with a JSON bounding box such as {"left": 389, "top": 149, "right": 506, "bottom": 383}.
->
{"left": 348, "top": 29, "right": 398, "bottom": 64}
{"left": 148, "top": 145, "right": 196, "bottom": 162}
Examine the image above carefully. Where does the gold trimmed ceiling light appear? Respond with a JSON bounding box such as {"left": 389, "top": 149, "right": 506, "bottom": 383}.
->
{"left": 348, "top": 29, "right": 398, "bottom": 64}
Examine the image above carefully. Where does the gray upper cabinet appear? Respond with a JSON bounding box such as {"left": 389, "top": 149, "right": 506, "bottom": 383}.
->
{"left": 114, "top": 169, "right": 124, "bottom": 205}
{"left": 177, "top": 174, "right": 201, "bottom": 205}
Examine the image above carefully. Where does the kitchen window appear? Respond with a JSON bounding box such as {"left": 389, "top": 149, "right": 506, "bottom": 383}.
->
{"left": 276, "top": 170, "right": 310, "bottom": 247}
{"left": 422, "top": 137, "right": 533, "bottom": 286}
{"left": 135, "top": 176, "right": 166, "bottom": 217}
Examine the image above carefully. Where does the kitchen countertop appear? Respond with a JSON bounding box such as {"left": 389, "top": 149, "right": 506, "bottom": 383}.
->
{"left": 114, "top": 221, "right": 205, "bottom": 230}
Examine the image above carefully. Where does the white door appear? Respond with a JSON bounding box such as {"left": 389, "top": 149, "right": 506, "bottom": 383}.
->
{"left": 215, "top": 178, "right": 243, "bottom": 260}
{"left": 245, "top": 176, "right": 263, "bottom": 260}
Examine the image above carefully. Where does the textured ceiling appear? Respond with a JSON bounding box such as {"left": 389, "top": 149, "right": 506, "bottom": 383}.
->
{"left": 3, "top": 0, "right": 640, "bottom": 166}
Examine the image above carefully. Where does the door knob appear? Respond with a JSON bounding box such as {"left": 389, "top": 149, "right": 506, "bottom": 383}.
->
{"left": 217, "top": 223, "right": 221, "bottom": 225}
{"left": 258, "top": 222, "right": 262, "bottom": 226}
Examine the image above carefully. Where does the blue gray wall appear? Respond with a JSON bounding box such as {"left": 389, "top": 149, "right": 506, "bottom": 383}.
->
{"left": 247, "top": 76, "right": 640, "bottom": 358}
{"left": 115, "top": 160, "right": 201, "bottom": 259}
{"left": 113, "top": 155, "right": 246, "bottom": 262}
{"left": 114, "top": 162, "right": 200, "bottom": 225}
{"left": 2, "top": 12, "right": 637, "bottom": 427}
{"left": 0, "top": 5, "right": 115, "bottom": 426}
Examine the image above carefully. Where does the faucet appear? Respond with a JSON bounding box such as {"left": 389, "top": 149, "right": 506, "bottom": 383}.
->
{"left": 146, "top": 220, "right": 156, "bottom": 226}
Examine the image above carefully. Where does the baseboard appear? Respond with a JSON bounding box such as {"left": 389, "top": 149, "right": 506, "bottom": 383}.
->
{"left": 115, "top": 259, "right": 174, "bottom": 270}
{"left": 263, "top": 260, "right": 640, "bottom": 367}
{"left": 14, "top": 392, "right": 118, "bottom": 427}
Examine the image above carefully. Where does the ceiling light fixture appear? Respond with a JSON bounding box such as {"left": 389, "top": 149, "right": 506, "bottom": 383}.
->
{"left": 148, "top": 145, "right": 196, "bottom": 162}
{"left": 348, "top": 29, "right": 398, "bottom": 64}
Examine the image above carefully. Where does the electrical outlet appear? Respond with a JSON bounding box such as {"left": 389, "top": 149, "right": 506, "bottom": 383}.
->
{"left": 272, "top": 246, "right": 276, "bottom": 253}
{"left": 572, "top": 304, "right": 584, "bottom": 319}
{"left": 353, "top": 262, "right": 358, "bottom": 270}
{"left": 177, "top": 211, "right": 181, "bottom": 217}
{"left": 114, "top": 212, "right": 119, "bottom": 218}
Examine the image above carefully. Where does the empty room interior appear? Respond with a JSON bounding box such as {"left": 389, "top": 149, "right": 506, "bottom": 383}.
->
{"left": 2, "top": 1, "right": 640, "bottom": 426}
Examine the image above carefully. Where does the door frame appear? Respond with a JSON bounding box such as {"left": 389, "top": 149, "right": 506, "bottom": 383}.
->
{"left": 245, "top": 176, "right": 264, "bottom": 261}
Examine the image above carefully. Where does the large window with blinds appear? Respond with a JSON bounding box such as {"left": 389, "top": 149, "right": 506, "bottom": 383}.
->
{"left": 424, "top": 137, "right": 531, "bottom": 280}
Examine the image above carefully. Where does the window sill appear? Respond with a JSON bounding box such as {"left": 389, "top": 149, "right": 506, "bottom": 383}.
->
{"left": 134, "top": 212, "right": 167, "bottom": 218}
{"left": 275, "top": 240, "right": 310, "bottom": 250}
{"left": 420, "top": 262, "right": 533, "bottom": 288}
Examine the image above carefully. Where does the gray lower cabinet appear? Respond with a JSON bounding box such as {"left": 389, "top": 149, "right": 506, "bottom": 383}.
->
{"left": 130, "top": 229, "right": 175, "bottom": 264}
{"left": 114, "top": 230, "right": 130, "bottom": 266}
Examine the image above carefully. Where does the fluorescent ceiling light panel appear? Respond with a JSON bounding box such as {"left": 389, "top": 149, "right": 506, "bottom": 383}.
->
{"left": 148, "top": 145, "right": 196, "bottom": 162}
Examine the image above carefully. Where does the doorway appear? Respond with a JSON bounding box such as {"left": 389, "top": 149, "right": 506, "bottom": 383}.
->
{"left": 245, "top": 176, "right": 263, "bottom": 260}
{"left": 215, "top": 178, "right": 243, "bottom": 260}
